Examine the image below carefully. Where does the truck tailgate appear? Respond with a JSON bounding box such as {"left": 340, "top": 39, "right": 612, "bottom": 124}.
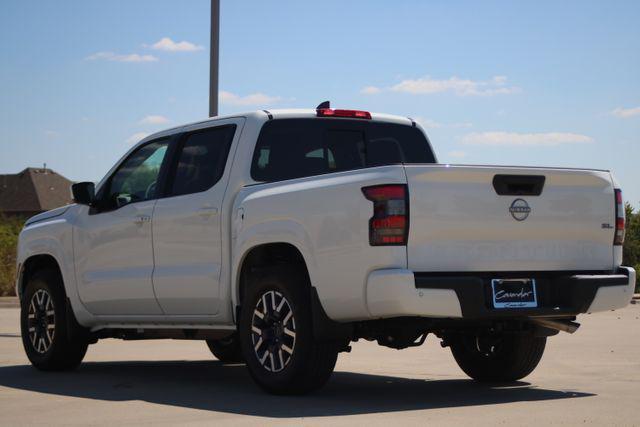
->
{"left": 404, "top": 165, "right": 616, "bottom": 272}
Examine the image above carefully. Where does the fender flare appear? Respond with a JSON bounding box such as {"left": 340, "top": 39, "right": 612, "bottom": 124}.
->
{"left": 18, "top": 247, "right": 67, "bottom": 300}
{"left": 231, "top": 219, "right": 317, "bottom": 318}
{"left": 17, "top": 237, "right": 92, "bottom": 326}
{"left": 231, "top": 234, "right": 352, "bottom": 341}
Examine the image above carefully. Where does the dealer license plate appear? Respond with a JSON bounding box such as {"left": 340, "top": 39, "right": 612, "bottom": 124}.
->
{"left": 491, "top": 278, "right": 538, "bottom": 309}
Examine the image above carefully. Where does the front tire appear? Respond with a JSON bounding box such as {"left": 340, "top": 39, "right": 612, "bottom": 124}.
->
{"left": 450, "top": 332, "right": 546, "bottom": 382}
{"left": 20, "top": 270, "right": 89, "bottom": 371}
{"left": 239, "top": 267, "right": 338, "bottom": 395}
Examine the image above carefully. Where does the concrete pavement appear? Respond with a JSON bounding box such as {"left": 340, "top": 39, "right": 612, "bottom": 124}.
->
{"left": 0, "top": 297, "right": 19, "bottom": 308}
{"left": 0, "top": 305, "right": 639, "bottom": 426}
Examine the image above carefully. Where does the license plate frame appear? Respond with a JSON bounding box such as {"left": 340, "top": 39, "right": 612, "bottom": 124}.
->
{"left": 491, "top": 278, "right": 538, "bottom": 309}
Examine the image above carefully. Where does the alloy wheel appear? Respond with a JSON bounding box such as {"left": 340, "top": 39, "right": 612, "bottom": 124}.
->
{"left": 27, "top": 289, "right": 55, "bottom": 354}
{"left": 251, "top": 290, "right": 296, "bottom": 372}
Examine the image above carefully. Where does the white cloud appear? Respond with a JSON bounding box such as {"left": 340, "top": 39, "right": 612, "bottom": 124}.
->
{"left": 148, "top": 37, "right": 203, "bottom": 52}
{"left": 414, "top": 117, "right": 472, "bottom": 129}
{"left": 86, "top": 52, "right": 158, "bottom": 63}
{"left": 125, "top": 132, "right": 150, "bottom": 145}
{"left": 220, "top": 90, "right": 282, "bottom": 106}
{"left": 414, "top": 118, "right": 442, "bottom": 128}
{"left": 44, "top": 130, "right": 59, "bottom": 139}
{"left": 392, "top": 75, "right": 520, "bottom": 96}
{"left": 610, "top": 106, "right": 640, "bottom": 118}
{"left": 448, "top": 150, "right": 467, "bottom": 158}
{"left": 461, "top": 131, "right": 593, "bottom": 147}
{"left": 361, "top": 86, "right": 381, "bottom": 95}
{"left": 363, "top": 75, "right": 520, "bottom": 97}
{"left": 450, "top": 122, "right": 473, "bottom": 128}
{"left": 139, "top": 115, "right": 169, "bottom": 125}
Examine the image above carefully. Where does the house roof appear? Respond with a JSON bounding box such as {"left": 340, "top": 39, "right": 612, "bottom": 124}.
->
{"left": 0, "top": 168, "right": 73, "bottom": 213}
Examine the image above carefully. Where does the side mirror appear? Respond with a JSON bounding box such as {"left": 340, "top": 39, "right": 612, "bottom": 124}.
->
{"left": 71, "top": 182, "right": 95, "bottom": 206}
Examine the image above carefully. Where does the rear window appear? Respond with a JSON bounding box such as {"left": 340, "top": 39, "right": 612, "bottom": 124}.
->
{"left": 251, "top": 119, "right": 435, "bottom": 182}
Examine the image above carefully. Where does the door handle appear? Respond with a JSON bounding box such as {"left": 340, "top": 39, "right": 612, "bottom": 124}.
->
{"left": 133, "top": 214, "right": 151, "bottom": 224}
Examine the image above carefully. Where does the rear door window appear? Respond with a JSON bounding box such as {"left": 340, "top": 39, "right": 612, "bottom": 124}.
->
{"left": 169, "top": 125, "right": 236, "bottom": 196}
{"left": 251, "top": 119, "right": 434, "bottom": 182}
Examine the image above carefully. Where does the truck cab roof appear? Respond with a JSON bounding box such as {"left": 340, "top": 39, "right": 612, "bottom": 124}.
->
{"left": 136, "top": 109, "right": 418, "bottom": 148}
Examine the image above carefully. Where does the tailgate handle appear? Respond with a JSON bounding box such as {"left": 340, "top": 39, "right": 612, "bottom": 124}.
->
{"left": 492, "top": 175, "right": 545, "bottom": 196}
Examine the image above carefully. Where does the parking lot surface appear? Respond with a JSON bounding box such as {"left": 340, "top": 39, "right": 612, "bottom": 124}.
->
{"left": 1, "top": 304, "right": 639, "bottom": 426}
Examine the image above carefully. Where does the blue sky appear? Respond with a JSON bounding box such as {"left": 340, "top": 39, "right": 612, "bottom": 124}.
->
{"left": 1, "top": 1, "right": 639, "bottom": 205}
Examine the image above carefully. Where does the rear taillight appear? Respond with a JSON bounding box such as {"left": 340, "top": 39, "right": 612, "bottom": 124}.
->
{"left": 614, "top": 188, "right": 625, "bottom": 246}
{"left": 362, "top": 184, "right": 408, "bottom": 246}
{"left": 316, "top": 108, "right": 372, "bottom": 119}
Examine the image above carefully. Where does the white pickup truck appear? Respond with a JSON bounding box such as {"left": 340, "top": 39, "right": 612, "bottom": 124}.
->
{"left": 16, "top": 105, "right": 635, "bottom": 394}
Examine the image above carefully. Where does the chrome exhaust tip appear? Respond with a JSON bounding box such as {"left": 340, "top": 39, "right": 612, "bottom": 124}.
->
{"left": 531, "top": 318, "right": 581, "bottom": 334}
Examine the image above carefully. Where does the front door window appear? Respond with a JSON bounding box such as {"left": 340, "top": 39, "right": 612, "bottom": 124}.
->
{"left": 105, "top": 140, "right": 169, "bottom": 209}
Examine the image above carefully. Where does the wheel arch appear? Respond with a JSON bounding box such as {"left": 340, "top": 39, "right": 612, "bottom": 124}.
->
{"left": 235, "top": 242, "right": 311, "bottom": 310}
{"left": 18, "top": 254, "right": 65, "bottom": 301}
{"left": 233, "top": 242, "right": 353, "bottom": 341}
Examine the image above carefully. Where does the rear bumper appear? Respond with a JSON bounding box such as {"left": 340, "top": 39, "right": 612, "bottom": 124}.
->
{"left": 366, "top": 267, "right": 635, "bottom": 319}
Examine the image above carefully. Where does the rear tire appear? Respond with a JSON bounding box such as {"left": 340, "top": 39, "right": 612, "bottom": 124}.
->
{"left": 206, "top": 334, "right": 244, "bottom": 363}
{"left": 450, "top": 332, "right": 546, "bottom": 382}
{"left": 20, "top": 270, "right": 89, "bottom": 371}
{"left": 239, "top": 267, "right": 338, "bottom": 395}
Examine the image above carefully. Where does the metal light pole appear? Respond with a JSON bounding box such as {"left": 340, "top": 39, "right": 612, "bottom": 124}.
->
{"left": 209, "top": 0, "right": 220, "bottom": 117}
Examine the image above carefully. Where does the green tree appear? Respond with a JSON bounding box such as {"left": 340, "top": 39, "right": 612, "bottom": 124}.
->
{"left": 0, "top": 214, "right": 25, "bottom": 296}
{"left": 623, "top": 203, "right": 640, "bottom": 292}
